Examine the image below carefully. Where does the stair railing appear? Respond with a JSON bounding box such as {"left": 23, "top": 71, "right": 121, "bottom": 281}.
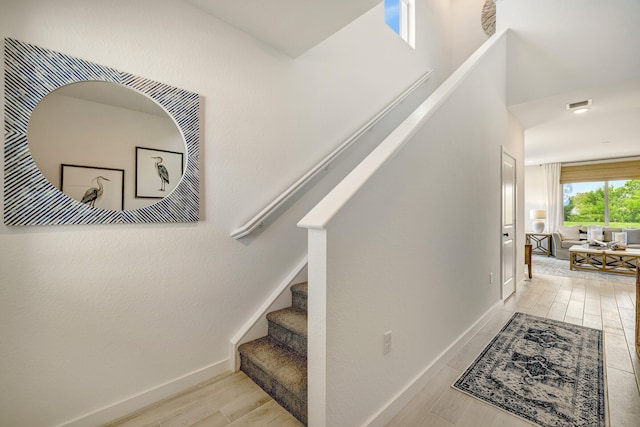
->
{"left": 230, "top": 69, "right": 433, "bottom": 239}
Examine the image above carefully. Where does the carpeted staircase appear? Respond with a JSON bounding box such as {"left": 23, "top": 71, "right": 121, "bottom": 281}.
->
{"left": 238, "top": 282, "right": 308, "bottom": 425}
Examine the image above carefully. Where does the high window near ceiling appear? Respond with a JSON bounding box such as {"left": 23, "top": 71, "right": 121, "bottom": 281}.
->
{"left": 561, "top": 160, "right": 640, "bottom": 228}
{"left": 385, "top": 0, "right": 415, "bottom": 48}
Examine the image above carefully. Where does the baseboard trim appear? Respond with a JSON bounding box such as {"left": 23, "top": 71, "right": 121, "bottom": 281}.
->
{"left": 364, "top": 300, "right": 504, "bottom": 427}
{"left": 59, "top": 359, "right": 229, "bottom": 427}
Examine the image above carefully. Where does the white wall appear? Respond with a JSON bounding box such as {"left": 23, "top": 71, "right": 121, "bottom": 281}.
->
{"left": 524, "top": 165, "right": 546, "bottom": 232}
{"left": 0, "top": 0, "right": 454, "bottom": 425}
{"left": 451, "top": 0, "right": 490, "bottom": 69}
{"left": 498, "top": 0, "right": 640, "bottom": 106}
{"left": 300, "top": 32, "right": 525, "bottom": 426}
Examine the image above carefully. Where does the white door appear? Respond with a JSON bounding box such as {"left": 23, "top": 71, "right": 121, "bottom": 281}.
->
{"left": 501, "top": 150, "right": 517, "bottom": 299}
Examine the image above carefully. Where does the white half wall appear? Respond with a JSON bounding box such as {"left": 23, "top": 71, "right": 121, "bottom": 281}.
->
{"left": 0, "top": 0, "right": 455, "bottom": 425}
{"left": 300, "top": 32, "right": 525, "bottom": 426}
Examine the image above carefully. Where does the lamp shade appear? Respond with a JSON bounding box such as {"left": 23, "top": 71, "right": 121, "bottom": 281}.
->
{"left": 530, "top": 209, "right": 547, "bottom": 220}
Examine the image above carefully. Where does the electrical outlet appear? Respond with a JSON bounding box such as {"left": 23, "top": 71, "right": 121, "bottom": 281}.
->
{"left": 384, "top": 331, "right": 392, "bottom": 355}
{"left": 490, "top": 272, "right": 493, "bottom": 284}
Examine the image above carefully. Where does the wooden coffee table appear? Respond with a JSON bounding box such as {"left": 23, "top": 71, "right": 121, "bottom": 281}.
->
{"left": 569, "top": 245, "right": 640, "bottom": 276}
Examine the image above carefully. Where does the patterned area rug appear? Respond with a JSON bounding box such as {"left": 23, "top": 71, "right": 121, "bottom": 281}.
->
{"left": 532, "top": 254, "right": 634, "bottom": 284}
{"left": 453, "top": 312, "right": 605, "bottom": 427}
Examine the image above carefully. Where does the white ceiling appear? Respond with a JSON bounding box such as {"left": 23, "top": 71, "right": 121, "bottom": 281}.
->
{"left": 185, "top": 0, "right": 381, "bottom": 57}
{"left": 509, "top": 77, "right": 640, "bottom": 165}
{"left": 500, "top": 0, "right": 640, "bottom": 165}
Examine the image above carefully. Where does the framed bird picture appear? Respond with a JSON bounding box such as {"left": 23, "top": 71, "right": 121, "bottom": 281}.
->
{"left": 135, "top": 147, "right": 184, "bottom": 199}
{"left": 61, "top": 164, "right": 125, "bottom": 210}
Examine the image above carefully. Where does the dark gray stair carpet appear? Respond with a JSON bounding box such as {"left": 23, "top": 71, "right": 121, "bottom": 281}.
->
{"left": 267, "top": 307, "right": 307, "bottom": 355}
{"left": 239, "top": 282, "right": 308, "bottom": 425}
{"left": 291, "top": 282, "right": 308, "bottom": 311}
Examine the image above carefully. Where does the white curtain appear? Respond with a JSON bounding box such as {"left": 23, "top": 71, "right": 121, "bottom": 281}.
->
{"left": 543, "top": 163, "right": 562, "bottom": 232}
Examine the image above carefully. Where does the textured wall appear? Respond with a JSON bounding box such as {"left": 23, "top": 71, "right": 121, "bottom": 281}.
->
{"left": 0, "top": 0, "right": 453, "bottom": 425}
{"left": 451, "top": 0, "right": 490, "bottom": 69}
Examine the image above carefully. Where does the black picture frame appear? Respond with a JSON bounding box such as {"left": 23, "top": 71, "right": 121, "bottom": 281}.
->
{"left": 61, "top": 164, "right": 125, "bottom": 210}
{"left": 135, "top": 147, "right": 184, "bottom": 199}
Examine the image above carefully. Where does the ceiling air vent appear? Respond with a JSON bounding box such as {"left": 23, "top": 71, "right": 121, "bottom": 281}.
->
{"left": 566, "top": 99, "right": 592, "bottom": 112}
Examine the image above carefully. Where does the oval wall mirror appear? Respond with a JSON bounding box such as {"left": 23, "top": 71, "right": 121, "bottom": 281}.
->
{"left": 28, "top": 81, "right": 185, "bottom": 210}
{"left": 4, "top": 38, "right": 200, "bottom": 225}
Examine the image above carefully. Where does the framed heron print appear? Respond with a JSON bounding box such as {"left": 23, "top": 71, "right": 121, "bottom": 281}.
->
{"left": 135, "top": 147, "right": 184, "bottom": 199}
{"left": 61, "top": 164, "right": 125, "bottom": 210}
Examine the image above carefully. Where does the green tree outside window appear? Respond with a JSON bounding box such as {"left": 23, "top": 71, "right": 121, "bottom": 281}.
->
{"left": 564, "top": 180, "right": 640, "bottom": 228}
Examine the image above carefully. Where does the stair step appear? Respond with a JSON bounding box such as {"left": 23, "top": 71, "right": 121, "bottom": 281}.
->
{"left": 267, "top": 307, "right": 307, "bottom": 355}
{"left": 239, "top": 336, "right": 307, "bottom": 425}
{"left": 291, "top": 282, "right": 308, "bottom": 312}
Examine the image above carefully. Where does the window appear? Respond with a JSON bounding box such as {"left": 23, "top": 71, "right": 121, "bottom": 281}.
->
{"left": 385, "top": 0, "right": 415, "bottom": 48}
{"left": 563, "top": 179, "right": 640, "bottom": 227}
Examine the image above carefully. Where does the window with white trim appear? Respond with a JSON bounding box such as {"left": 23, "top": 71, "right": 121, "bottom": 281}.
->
{"left": 385, "top": 0, "right": 415, "bottom": 48}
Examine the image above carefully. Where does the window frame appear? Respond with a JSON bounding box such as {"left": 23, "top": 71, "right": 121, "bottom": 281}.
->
{"left": 385, "top": 0, "right": 415, "bottom": 48}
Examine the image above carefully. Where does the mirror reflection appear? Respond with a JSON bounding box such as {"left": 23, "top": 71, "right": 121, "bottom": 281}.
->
{"left": 27, "top": 81, "right": 185, "bottom": 210}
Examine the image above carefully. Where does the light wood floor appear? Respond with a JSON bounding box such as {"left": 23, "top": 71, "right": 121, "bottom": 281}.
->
{"left": 386, "top": 270, "right": 640, "bottom": 427}
{"left": 104, "top": 371, "right": 303, "bottom": 427}
{"left": 106, "top": 270, "right": 639, "bottom": 427}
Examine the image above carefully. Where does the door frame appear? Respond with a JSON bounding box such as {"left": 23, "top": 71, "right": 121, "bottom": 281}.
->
{"left": 501, "top": 147, "right": 518, "bottom": 300}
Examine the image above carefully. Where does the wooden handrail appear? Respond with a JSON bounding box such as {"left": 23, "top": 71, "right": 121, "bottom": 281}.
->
{"left": 230, "top": 70, "right": 433, "bottom": 239}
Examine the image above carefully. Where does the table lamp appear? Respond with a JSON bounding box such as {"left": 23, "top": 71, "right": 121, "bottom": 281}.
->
{"left": 530, "top": 209, "right": 547, "bottom": 233}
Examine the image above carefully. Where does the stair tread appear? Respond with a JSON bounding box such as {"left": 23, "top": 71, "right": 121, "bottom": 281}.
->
{"left": 267, "top": 307, "right": 307, "bottom": 337}
{"left": 239, "top": 336, "right": 307, "bottom": 397}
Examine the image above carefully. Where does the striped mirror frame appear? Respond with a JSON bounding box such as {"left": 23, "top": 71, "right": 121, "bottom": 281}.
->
{"left": 4, "top": 38, "right": 200, "bottom": 225}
